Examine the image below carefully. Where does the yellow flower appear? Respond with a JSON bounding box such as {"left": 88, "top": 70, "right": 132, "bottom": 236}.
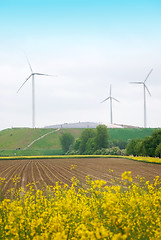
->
{"left": 112, "top": 233, "right": 127, "bottom": 240}
{"left": 121, "top": 171, "right": 133, "bottom": 182}
{"left": 70, "top": 164, "right": 77, "bottom": 170}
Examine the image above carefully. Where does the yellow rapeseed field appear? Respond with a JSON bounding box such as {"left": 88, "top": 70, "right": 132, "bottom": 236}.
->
{"left": 0, "top": 171, "right": 161, "bottom": 240}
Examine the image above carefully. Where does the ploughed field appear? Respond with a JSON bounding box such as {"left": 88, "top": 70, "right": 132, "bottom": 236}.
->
{"left": 0, "top": 158, "right": 161, "bottom": 191}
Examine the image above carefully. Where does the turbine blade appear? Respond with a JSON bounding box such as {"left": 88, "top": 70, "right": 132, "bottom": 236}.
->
{"left": 110, "top": 85, "right": 112, "bottom": 97}
{"left": 112, "top": 97, "right": 120, "bottom": 103}
{"left": 17, "top": 74, "right": 32, "bottom": 93}
{"left": 129, "top": 82, "right": 143, "bottom": 84}
{"left": 25, "top": 56, "right": 33, "bottom": 73}
{"left": 144, "top": 68, "right": 153, "bottom": 83}
{"left": 145, "top": 84, "right": 151, "bottom": 96}
{"left": 101, "top": 97, "right": 110, "bottom": 103}
{"left": 34, "top": 73, "right": 57, "bottom": 77}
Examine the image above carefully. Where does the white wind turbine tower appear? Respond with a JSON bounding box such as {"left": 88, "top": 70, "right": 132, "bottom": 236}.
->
{"left": 17, "top": 57, "right": 55, "bottom": 128}
{"left": 129, "top": 69, "right": 153, "bottom": 128}
{"left": 101, "top": 85, "right": 119, "bottom": 125}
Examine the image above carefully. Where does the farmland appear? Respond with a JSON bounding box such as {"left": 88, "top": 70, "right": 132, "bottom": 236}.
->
{"left": 0, "top": 157, "right": 161, "bottom": 193}
{"left": 1, "top": 127, "right": 161, "bottom": 238}
{"left": 1, "top": 157, "right": 161, "bottom": 239}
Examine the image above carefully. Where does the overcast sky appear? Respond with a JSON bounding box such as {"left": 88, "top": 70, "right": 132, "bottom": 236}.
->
{"left": 0, "top": 0, "right": 161, "bottom": 130}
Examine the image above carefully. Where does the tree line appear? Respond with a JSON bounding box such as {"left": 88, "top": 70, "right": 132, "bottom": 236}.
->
{"left": 126, "top": 129, "right": 161, "bottom": 157}
{"left": 60, "top": 126, "right": 161, "bottom": 157}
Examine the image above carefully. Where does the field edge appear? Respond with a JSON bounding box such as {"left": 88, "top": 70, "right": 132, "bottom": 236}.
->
{"left": 0, "top": 155, "right": 161, "bottom": 164}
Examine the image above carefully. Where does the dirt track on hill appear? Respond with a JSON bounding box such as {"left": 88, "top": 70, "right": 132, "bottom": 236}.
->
{"left": 0, "top": 158, "right": 161, "bottom": 191}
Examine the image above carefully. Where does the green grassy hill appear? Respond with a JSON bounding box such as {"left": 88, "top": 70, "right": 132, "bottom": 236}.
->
{"left": 0, "top": 127, "right": 157, "bottom": 156}
{"left": 0, "top": 128, "right": 84, "bottom": 156}
{"left": 108, "top": 128, "right": 155, "bottom": 141}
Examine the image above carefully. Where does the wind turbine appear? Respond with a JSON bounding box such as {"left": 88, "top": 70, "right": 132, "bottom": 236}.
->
{"left": 129, "top": 69, "right": 153, "bottom": 128}
{"left": 101, "top": 85, "right": 119, "bottom": 125}
{"left": 17, "top": 57, "right": 55, "bottom": 128}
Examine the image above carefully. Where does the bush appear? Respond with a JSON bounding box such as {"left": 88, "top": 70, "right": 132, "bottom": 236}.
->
{"left": 94, "top": 147, "right": 125, "bottom": 156}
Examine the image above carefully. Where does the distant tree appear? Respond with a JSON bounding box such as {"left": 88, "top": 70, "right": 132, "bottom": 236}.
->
{"left": 95, "top": 125, "right": 109, "bottom": 150}
{"left": 79, "top": 129, "right": 96, "bottom": 154}
{"left": 126, "top": 139, "right": 138, "bottom": 156}
{"left": 59, "top": 132, "right": 75, "bottom": 153}
{"left": 84, "top": 138, "right": 95, "bottom": 155}
{"left": 141, "top": 130, "right": 161, "bottom": 157}
{"left": 142, "top": 136, "right": 155, "bottom": 157}
{"left": 151, "top": 129, "right": 161, "bottom": 156}
{"left": 135, "top": 139, "right": 144, "bottom": 156}
{"left": 74, "top": 139, "right": 81, "bottom": 151}
{"left": 125, "top": 129, "right": 161, "bottom": 157}
{"left": 109, "top": 139, "right": 127, "bottom": 149}
{"left": 152, "top": 129, "right": 161, "bottom": 144}
{"left": 155, "top": 143, "right": 161, "bottom": 158}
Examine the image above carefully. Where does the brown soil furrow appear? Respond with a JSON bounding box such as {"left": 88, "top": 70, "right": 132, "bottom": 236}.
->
{"left": 35, "top": 160, "right": 60, "bottom": 186}
{"left": 2, "top": 162, "right": 24, "bottom": 191}
{"left": 23, "top": 160, "right": 35, "bottom": 187}
{"left": 38, "top": 159, "right": 119, "bottom": 185}
{"left": 73, "top": 165, "right": 116, "bottom": 183}
{"left": 31, "top": 160, "right": 38, "bottom": 190}
{"left": 34, "top": 160, "right": 48, "bottom": 189}
{"left": 1, "top": 158, "right": 161, "bottom": 192}
{"left": 37, "top": 160, "right": 66, "bottom": 185}
{"left": 39, "top": 160, "right": 76, "bottom": 186}
{"left": 19, "top": 160, "right": 31, "bottom": 190}
{"left": 0, "top": 161, "right": 22, "bottom": 178}
{"left": 40, "top": 159, "right": 87, "bottom": 182}
{"left": 20, "top": 160, "right": 33, "bottom": 189}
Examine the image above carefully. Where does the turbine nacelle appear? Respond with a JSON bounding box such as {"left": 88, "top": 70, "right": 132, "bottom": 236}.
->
{"left": 101, "top": 96, "right": 119, "bottom": 104}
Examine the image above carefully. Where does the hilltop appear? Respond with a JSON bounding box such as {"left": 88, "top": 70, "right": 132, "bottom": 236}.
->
{"left": 44, "top": 122, "right": 137, "bottom": 129}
